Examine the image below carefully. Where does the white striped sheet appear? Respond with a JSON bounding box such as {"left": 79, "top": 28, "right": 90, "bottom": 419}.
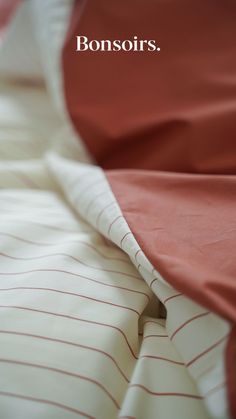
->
{"left": 0, "top": 363, "right": 119, "bottom": 418}
{"left": 119, "top": 318, "right": 210, "bottom": 419}
{"left": 0, "top": 396, "right": 93, "bottom": 419}
{"left": 0, "top": 190, "right": 152, "bottom": 418}
{"left": 0, "top": 3, "right": 230, "bottom": 416}
{"left": 0, "top": 328, "right": 128, "bottom": 405}
{"left": 0, "top": 121, "right": 227, "bottom": 416}
{"left": 0, "top": 281, "right": 149, "bottom": 319}
{"left": 47, "top": 153, "right": 165, "bottom": 286}
{"left": 200, "top": 362, "right": 227, "bottom": 419}
{"left": 0, "top": 229, "right": 137, "bottom": 273}
{"left": 0, "top": 311, "right": 135, "bottom": 379}
{"left": 151, "top": 278, "right": 230, "bottom": 419}
{"left": 0, "top": 187, "right": 207, "bottom": 419}
{"left": 0, "top": 251, "right": 143, "bottom": 285}
{"left": 0, "top": 194, "right": 148, "bottom": 292}
{"left": 47, "top": 152, "right": 229, "bottom": 419}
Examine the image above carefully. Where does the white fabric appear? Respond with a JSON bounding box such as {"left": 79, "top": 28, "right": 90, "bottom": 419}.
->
{"left": 0, "top": 2, "right": 230, "bottom": 419}
{"left": 48, "top": 150, "right": 230, "bottom": 419}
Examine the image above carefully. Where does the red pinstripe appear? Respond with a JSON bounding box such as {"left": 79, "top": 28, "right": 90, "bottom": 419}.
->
{"left": 186, "top": 335, "right": 228, "bottom": 367}
{"left": 0, "top": 330, "right": 129, "bottom": 382}
{"left": 150, "top": 278, "right": 159, "bottom": 288}
{"left": 107, "top": 215, "right": 124, "bottom": 236}
{"left": 143, "top": 334, "right": 168, "bottom": 340}
{"left": 129, "top": 384, "right": 202, "bottom": 399}
{"left": 0, "top": 306, "right": 139, "bottom": 359}
{"left": 0, "top": 359, "right": 120, "bottom": 409}
{"left": 0, "top": 251, "right": 140, "bottom": 279}
{"left": 0, "top": 391, "right": 95, "bottom": 418}
{"left": 134, "top": 249, "right": 142, "bottom": 263}
{"left": 163, "top": 293, "right": 182, "bottom": 304}
{"left": 0, "top": 232, "right": 130, "bottom": 264}
{"left": 95, "top": 202, "right": 115, "bottom": 228}
{"left": 0, "top": 269, "right": 150, "bottom": 301}
{"left": 0, "top": 287, "right": 141, "bottom": 316}
{"left": 170, "top": 312, "right": 210, "bottom": 340}
{"left": 120, "top": 232, "right": 132, "bottom": 249}
{"left": 140, "top": 355, "right": 184, "bottom": 366}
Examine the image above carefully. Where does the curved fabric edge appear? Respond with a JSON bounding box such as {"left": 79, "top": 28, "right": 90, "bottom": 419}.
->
{"left": 46, "top": 152, "right": 230, "bottom": 419}
{"left": 106, "top": 169, "right": 235, "bottom": 419}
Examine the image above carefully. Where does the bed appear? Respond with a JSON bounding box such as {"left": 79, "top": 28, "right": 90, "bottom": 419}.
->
{"left": 0, "top": 2, "right": 235, "bottom": 419}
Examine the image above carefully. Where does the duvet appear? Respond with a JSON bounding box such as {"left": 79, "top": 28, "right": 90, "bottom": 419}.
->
{"left": 0, "top": 2, "right": 235, "bottom": 419}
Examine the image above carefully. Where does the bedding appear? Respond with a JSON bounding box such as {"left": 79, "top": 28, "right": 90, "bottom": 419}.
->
{"left": 0, "top": 1, "right": 235, "bottom": 419}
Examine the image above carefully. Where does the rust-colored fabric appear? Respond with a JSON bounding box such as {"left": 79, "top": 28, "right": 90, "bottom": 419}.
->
{"left": 106, "top": 170, "right": 236, "bottom": 323}
{"left": 62, "top": 1, "right": 236, "bottom": 416}
{"left": 107, "top": 170, "right": 236, "bottom": 416}
{"left": 63, "top": 0, "right": 236, "bottom": 174}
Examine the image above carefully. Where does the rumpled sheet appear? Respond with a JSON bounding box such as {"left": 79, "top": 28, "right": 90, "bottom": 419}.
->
{"left": 0, "top": 2, "right": 233, "bottom": 419}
